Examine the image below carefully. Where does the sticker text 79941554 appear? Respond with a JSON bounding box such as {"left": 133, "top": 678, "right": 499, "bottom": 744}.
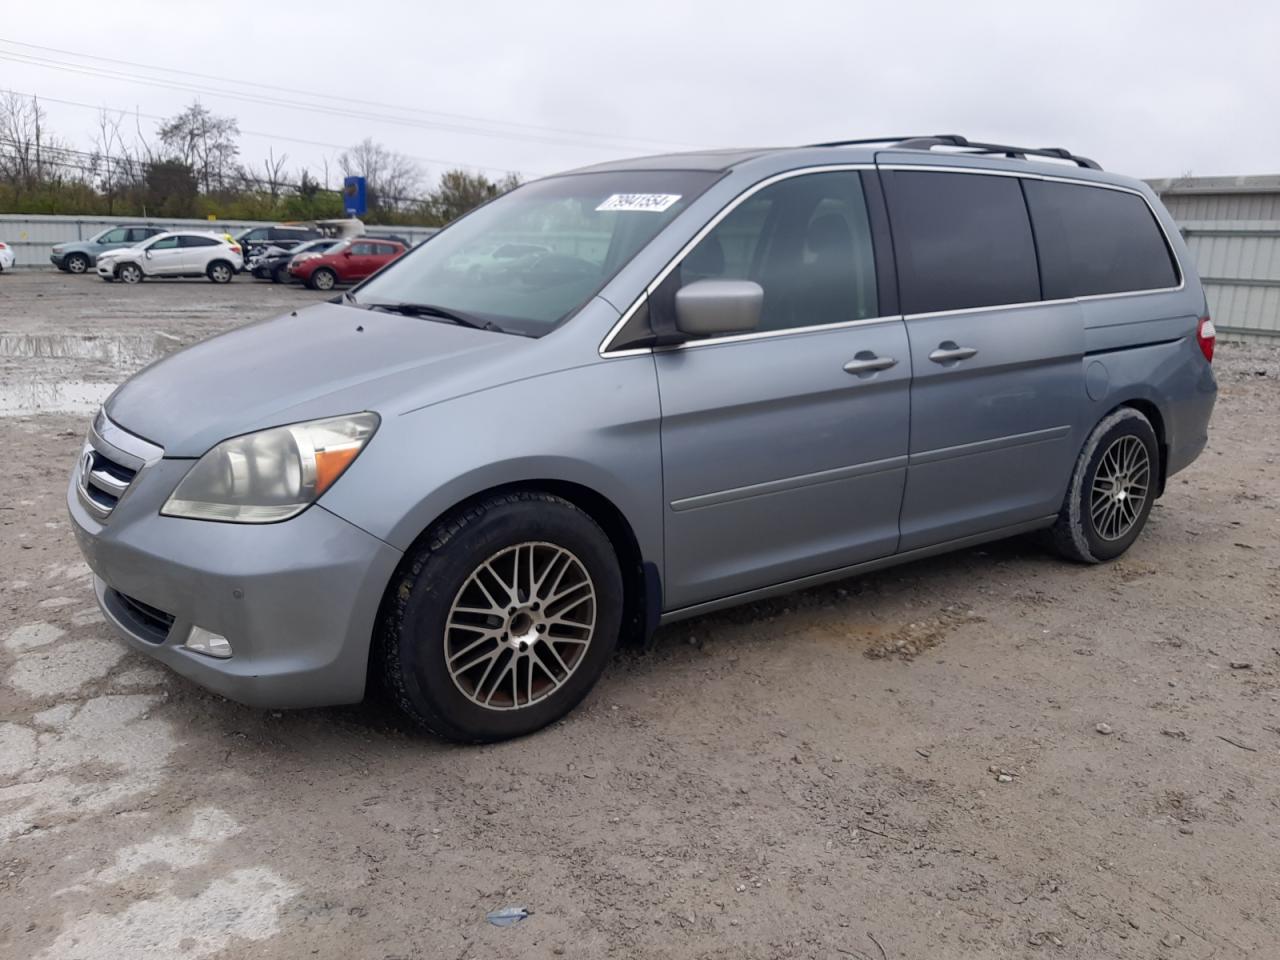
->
{"left": 595, "top": 194, "right": 682, "bottom": 213}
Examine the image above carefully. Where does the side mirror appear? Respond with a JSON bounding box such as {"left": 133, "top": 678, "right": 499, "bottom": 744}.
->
{"left": 674, "top": 279, "right": 763, "bottom": 337}
{"left": 144, "top": 250, "right": 153, "bottom": 259}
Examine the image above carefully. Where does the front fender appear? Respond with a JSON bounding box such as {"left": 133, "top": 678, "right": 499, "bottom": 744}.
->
{"left": 319, "top": 356, "right": 664, "bottom": 572}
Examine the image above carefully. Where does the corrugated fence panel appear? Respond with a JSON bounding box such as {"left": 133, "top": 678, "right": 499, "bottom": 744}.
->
{"left": 0, "top": 214, "right": 437, "bottom": 269}
{"left": 1176, "top": 218, "right": 1280, "bottom": 340}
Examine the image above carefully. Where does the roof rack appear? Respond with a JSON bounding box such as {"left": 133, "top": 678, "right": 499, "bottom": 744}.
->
{"left": 810, "top": 134, "right": 1101, "bottom": 170}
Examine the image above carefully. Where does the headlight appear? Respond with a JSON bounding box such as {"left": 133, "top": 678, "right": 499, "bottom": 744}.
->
{"left": 52, "top": 245, "right": 64, "bottom": 253}
{"left": 161, "top": 413, "right": 378, "bottom": 523}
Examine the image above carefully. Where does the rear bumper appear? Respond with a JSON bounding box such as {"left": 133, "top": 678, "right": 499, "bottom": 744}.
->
{"left": 68, "top": 449, "right": 403, "bottom": 709}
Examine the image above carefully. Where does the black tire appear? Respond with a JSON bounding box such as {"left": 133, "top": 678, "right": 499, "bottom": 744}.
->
{"left": 207, "top": 260, "right": 234, "bottom": 284}
{"left": 66, "top": 253, "right": 89, "bottom": 274}
{"left": 271, "top": 266, "right": 287, "bottom": 284}
{"left": 379, "top": 491, "right": 623, "bottom": 742}
{"left": 1048, "top": 407, "right": 1160, "bottom": 563}
{"left": 117, "top": 263, "right": 143, "bottom": 284}
{"left": 308, "top": 267, "right": 336, "bottom": 291}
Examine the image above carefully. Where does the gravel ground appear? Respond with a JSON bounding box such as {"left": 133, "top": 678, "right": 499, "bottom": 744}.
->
{"left": 1, "top": 270, "right": 1278, "bottom": 959}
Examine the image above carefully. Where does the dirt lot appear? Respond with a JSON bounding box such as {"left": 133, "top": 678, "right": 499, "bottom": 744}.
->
{"left": 1, "top": 270, "right": 1278, "bottom": 959}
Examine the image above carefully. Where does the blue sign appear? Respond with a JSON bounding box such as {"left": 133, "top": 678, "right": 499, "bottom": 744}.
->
{"left": 343, "top": 176, "right": 367, "bottom": 216}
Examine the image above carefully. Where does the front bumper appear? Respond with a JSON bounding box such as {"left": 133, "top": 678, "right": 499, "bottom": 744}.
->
{"left": 67, "top": 419, "right": 403, "bottom": 709}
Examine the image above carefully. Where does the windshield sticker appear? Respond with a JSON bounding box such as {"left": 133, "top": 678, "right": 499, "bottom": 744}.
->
{"left": 595, "top": 193, "right": 682, "bottom": 213}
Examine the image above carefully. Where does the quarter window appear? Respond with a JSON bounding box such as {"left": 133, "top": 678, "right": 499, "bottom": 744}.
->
{"left": 883, "top": 171, "right": 1041, "bottom": 315}
{"left": 675, "top": 171, "right": 879, "bottom": 334}
{"left": 1023, "top": 180, "right": 1178, "bottom": 298}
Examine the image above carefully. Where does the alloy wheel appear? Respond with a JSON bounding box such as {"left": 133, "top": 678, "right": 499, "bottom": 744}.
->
{"left": 445, "top": 542, "right": 596, "bottom": 711}
{"left": 1090, "top": 435, "right": 1150, "bottom": 541}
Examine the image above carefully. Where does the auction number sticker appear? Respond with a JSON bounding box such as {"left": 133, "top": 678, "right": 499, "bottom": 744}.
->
{"left": 596, "top": 193, "right": 682, "bottom": 213}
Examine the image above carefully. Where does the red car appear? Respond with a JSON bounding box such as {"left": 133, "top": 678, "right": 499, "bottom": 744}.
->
{"left": 288, "top": 238, "right": 406, "bottom": 290}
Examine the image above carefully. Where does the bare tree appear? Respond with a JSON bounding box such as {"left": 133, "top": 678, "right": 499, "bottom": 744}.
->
{"left": 259, "top": 147, "right": 290, "bottom": 202}
{"left": 338, "top": 137, "right": 423, "bottom": 214}
{"left": 157, "top": 100, "right": 241, "bottom": 193}
{"left": 0, "top": 92, "right": 47, "bottom": 184}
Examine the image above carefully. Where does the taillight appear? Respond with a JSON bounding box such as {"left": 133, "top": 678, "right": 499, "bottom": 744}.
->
{"left": 0, "top": 242, "right": 7, "bottom": 249}
{"left": 229, "top": 244, "right": 241, "bottom": 254}
{"left": 1196, "top": 316, "right": 1215, "bottom": 362}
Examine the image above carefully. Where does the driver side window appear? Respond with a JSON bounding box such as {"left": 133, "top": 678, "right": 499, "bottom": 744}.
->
{"left": 101, "top": 229, "right": 129, "bottom": 244}
{"left": 150, "top": 236, "right": 180, "bottom": 250}
{"left": 677, "top": 171, "right": 879, "bottom": 335}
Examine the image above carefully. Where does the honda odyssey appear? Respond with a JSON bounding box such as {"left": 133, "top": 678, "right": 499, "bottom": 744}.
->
{"left": 68, "top": 135, "right": 1217, "bottom": 741}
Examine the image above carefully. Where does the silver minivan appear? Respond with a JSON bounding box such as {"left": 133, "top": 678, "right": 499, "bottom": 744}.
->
{"left": 68, "top": 135, "right": 1218, "bottom": 741}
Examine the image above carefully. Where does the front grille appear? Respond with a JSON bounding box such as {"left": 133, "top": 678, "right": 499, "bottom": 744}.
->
{"left": 79, "top": 448, "right": 137, "bottom": 514}
{"left": 109, "top": 589, "right": 175, "bottom": 643}
{"left": 75, "top": 411, "right": 162, "bottom": 520}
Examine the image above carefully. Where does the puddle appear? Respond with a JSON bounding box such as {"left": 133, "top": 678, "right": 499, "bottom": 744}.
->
{"left": 0, "top": 381, "right": 115, "bottom": 417}
{"left": 0, "top": 333, "right": 177, "bottom": 367}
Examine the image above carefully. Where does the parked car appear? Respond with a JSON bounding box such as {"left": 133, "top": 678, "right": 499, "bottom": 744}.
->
{"left": 0, "top": 240, "right": 14, "bottom": 273}
{"left": 233, "top": 224, "right": 325, "bottom": 262}
{"left": 287, "top": 237, "right": 406, "bottom": 290}
{"left": 250, "top": 238, "right": 340, "bottom": 283}
{"left": 50, "top": 225, "right": 166, "bottom": 273}
{"left": 69, "top": 135, "right": 1216, "bottom": 742}
{"left": 96, "top": 231, "right": 243, "bottom": 284}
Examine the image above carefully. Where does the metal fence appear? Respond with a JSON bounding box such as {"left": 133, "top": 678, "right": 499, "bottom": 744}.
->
{"left": 0, "top": 213, "right": 438, "bottom": 269}
{"left": 1150, "top": 175, "right": 1280, "bottom": 342}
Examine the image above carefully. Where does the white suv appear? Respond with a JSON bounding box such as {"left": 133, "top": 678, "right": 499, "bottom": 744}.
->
{"left": 97, "top": 232, "right": 244, "bottom": 284}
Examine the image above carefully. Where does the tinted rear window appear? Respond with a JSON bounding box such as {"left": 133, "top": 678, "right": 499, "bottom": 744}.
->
{"left": 1024, "top": 180, "right": 1178, "bottom": 298}
{"left": 883, "top": 171, "right": 1040, "bottom": 315}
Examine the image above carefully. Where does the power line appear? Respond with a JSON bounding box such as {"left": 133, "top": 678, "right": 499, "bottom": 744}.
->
{"left": 0, "top": 46, "right": 687, "bottom": 156}
{"left": 0, "top": 36, "right": 701, "bottom": 153}
{"left": 0, "top": 87, "right": 531, "bottom": 178}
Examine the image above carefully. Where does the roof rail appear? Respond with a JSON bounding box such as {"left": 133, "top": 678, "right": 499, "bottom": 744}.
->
{"left": 810, "top": 134, "right": 1102, "bottom": 170}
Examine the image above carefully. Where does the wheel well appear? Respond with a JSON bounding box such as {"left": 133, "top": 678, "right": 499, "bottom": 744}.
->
{"left": 207, "top": 258, "right": 232, "bottom": 271}
{"left": 377, "top": 480, "right": 654, "bottom": 660}
{"left": 1116, "top": 399, "right": 1168, "bottom": 497}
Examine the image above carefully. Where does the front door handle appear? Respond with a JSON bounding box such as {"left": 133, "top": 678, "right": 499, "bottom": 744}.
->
{"left": 928, "top": 342, "right": 979, "bottom": 364}
{"left": 843, "top": 353, "right": 898, "bottom": 375}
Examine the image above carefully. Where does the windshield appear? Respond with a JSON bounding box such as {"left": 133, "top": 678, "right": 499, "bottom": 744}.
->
{"left": 353, "top": 170, "right": 719, "bottom": 336}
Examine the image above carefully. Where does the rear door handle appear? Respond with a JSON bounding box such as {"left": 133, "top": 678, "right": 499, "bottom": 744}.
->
{"left": 928, "top": 343, "right": 978, "bottom": 364}
{"left": 843, "top": 354, "right": 898, "bottom": 375}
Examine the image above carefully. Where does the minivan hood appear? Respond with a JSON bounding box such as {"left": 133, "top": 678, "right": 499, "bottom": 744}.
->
{"left": 106, "top": 301, "right": 526, "bottom": 456}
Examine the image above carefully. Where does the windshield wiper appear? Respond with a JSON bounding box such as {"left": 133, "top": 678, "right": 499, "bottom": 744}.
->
{"left": 363, "top": 301, "right": 507, "bottom": 333}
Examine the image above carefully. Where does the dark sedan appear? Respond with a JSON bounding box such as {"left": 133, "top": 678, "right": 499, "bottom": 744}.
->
{"left": 250, "top": 238, "right": 340, "bottom": 283}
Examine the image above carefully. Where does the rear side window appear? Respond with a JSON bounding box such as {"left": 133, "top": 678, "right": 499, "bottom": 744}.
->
{"left": 883, "top": 171, "right": 1040, "bottom": 314}
{"left": 179, "top": 235, "right": 219, "bottom": 248}
{"left": 1024, "top": 180, "right": 1178, "bottom": 298}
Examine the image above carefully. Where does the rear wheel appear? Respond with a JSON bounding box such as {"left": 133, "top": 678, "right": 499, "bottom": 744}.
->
{"left": 117, "top": 263, "right": 143, "bottom": 284}
{"left": 1048, "top": 407, "right": 1159, "bottom": 563}
{"left": 271, "top": 266, "right": 287, "bottom": 283}
{"left": 207, "top": 261, "right": 233, "bottom": 284}
{"left": 379, "top": 492, "right": 623, "bottom": 742}
{"left": 309, "top": 267, "right": 336, "bottom": 291}
{"left": 66, "top": 253, "right": 89, "bottom": 274}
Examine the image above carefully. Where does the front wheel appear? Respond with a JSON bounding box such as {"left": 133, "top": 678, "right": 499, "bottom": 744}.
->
{"left": 379, "top": 492, "right": 623, "bottom": 742}
{"left": 1048, "top": 407, "right": 1159, "bottom": 563}
{"left": 117, "top": 263, "right": 143, "bottom": 284}
{"left": 66, "top": 253, "right": 89, "bottom": 274}
{"left": 308, "top": 267, "right": 336, "bottom": 291}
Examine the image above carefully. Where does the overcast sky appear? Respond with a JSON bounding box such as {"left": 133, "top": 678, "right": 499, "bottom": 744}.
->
{"left": 3, "top": 0, "right": 1277, "bottom": 191}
